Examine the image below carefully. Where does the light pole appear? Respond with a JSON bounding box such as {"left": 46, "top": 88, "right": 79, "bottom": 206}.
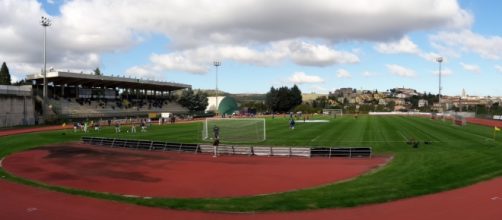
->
{"left": 213, "top": 61, "right": 221, "bottom": 114}
{"left": 436, "top": 57, "right": 443, "bottom": 112}
{"left": 41, "top": 16, "right": 51, "bottom": 119}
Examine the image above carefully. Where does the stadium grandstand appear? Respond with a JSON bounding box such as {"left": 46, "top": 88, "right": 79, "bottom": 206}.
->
{"left": 25, "top": 71, "right": 191, "bottom": 121}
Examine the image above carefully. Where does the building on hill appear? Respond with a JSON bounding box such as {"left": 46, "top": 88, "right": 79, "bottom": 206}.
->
{"left": 0, "top": 85, "right": 35, "bottom": 127}
{"left": 331, "top": 88, "right": 355, "bottom": 98}
{"left": 25, "top": 71, "right": 191, "bottom": 121}
{"left": 418, "top": 99, "right": 429, "bottom": 108}
{"left": 394, "top": 87, "right": 418, "bottom": 96}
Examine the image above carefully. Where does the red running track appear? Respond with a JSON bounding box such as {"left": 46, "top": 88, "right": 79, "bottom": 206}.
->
{"left": 1, "top": 124, "right": 502, "bottom": 219}
{"left": 0, "top": 125, "right": 68, "bottom": 137}
{"left": 3, "top": 143, "right": 388, "bottom": 198}
{"left": 1, "top": 174, "right": 502, "bottom": 220}
{"left": 467, "top": 117, "right": 502, "bottom": 128}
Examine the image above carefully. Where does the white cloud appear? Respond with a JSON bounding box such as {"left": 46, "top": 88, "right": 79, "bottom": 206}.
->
{"left": 495, "top": 65, "right": 502, "bottom": 73}
{"left": 288, "top": 41, "right": 359, "bottom": 66}
{"left": 47, "top": 0, "right": 55, "bottom": 4}
{"left": 362, "top": 71, "right": 377, "bottom": 77}
{"left": 288, "top": 72, "right": 324, "bottom": 84}
{"left": 420, "top": 52, "right": 448, "bottom": 63}
{"left": 0, "top": 1, "right": 104, "bottom": 76}
{"left": 431, "top": 30, "right": 502, "bottom": 60}
{"left": 386, "top": 64, "right": 416, "bottom": 77}
{"left": 375, "top": 36, "right": 420, "bottom": 54}
{"left": 0, "top": 0, "right": 471, "bottom": 79}
{"left": 150, "top": 54, "right": 210, "bottom": 74}
{"left": 145, "top": 41, "right": 358, "bottom": 74}
{"left": 375, "top": 36, "right": 449, "bottom": 64}
{"left": 336, "top": 69, "right": 352, "bottom": 78}
{"left": 460, "top": 62, "right": 481, "bottom": 73}
{"left": 55, "top": 0, "right": 469, "bottom": 48}
{"left": 124, "top": 65, "right": 160, "bottom": 79}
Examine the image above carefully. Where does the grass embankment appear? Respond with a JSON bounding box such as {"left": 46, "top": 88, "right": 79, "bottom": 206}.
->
{"left": 1, "top": 116, "right": 502, "bottom": 212}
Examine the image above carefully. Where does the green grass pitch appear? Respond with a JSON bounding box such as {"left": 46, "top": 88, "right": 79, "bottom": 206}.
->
{"left": 1, "top": 115, "right": 502, "bottom": 212}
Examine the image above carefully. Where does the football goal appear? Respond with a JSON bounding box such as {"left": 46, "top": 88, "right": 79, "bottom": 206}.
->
{"left": 202, "top": 118, "right": 266, "bottom": 143}
{"left": 323, "top": 109, "right": 343, "bottom": 118}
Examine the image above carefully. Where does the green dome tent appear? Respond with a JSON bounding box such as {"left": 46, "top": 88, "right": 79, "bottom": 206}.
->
{"left": 218, "top": 96, "right": 238, "bottom": 115}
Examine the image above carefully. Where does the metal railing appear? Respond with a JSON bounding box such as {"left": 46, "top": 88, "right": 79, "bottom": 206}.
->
{"left": 81, "top": 137, "right": 372, "bottom": 158}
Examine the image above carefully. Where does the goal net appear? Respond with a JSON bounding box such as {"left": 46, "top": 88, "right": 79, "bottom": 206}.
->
{"left": 323, "top": 109, "right": 343, "bottom": 118}
{"left": 202, "top": 118, "right": 266, "bottom": 143}
{"left": 453, "top": 115, "right": 466, "bottom": 126}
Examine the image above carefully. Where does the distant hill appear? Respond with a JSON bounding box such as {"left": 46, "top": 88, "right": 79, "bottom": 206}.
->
{"left": 200, "top": 89, "right": 265, "bottom": 103}
{"left": 302, "top": 93, "right": 328, "bottom": 102}
{"left": 181, "top": 89, "right": 324, "bottom": 104}
{"left": 230, "top": 93, "right": 266, "bottom": 103}
{"left": 201, "top": 89, "right": 231, "bottom": 97}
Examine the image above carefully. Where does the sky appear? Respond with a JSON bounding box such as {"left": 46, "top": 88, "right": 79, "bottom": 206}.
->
{"left": 1, "top": 0, "right": 502, "bottom": 96}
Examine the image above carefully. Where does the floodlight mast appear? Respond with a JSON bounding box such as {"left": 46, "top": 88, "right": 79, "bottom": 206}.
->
{"left": 436, "top": 57, "right": 443, "bottom": 111}
{"left": 41, "top": 16, "right": 52, "bottom": 120}
{"left": 213, "top": 61, "right": 221, "bottom": 115}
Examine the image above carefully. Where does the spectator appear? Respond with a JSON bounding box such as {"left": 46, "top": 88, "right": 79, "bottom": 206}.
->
{"left": 115, "top": 121, "right": 121, "bottom": 133}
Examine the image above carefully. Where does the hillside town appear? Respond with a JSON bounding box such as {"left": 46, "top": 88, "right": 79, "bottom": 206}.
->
{"left": 308, "top": 87, "right": 502, "bottom": 115}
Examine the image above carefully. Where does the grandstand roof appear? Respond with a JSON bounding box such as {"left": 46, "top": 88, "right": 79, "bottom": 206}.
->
{"left": 26, "top": 71, "right": 191, "bottom": 91}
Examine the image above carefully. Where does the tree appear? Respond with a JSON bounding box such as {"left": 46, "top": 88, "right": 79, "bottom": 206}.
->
{"left": 0, "top": 62, "right": 12, "bottom": 85}
{"left": 193, "top": 91, "right": 209, "bottom": 112}
{"left": 241, "top": 101, "right": 266, "bottom": 113}
{"left": 13, "top": 79, "right": 30, "bottom": 86}
{"left": 265, "top": 85, "right": 303, "bottom": 112}
{"left": 293, "top": 103, "right": 318, "bottom": 114}
{"left": 177, "top": 88, "right": 208, "bottom": 112}
{"left": 311, "top": 96, "right": 329, "bottom": 109}
{"left": 276, "top": 86, "right": 291, "bottom": 112}
{"left": 290, "top": 85, "right": 302, "bottom": 107}
{"left": 94, "top": 67, "right": 101, "bottom": 76}
{"left": 265, "top": 87, "right": 279, "bottom": 112}
{"left": 387, "top": 100, "right": 396, "bottom": 110}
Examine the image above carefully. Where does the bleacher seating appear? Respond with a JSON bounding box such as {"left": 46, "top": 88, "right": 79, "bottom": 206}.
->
{"left": 51, "top": 98, "right": 187, "bottom": 118}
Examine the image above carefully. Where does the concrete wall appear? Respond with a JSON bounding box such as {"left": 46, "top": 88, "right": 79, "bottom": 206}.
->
{"left": 0, "top": 85, "right": 35, "bottom": 127}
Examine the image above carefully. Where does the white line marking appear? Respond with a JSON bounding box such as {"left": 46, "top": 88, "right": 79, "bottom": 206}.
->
{"left": 397, "top": 131, "right": 409, "bottom": 141}
{"left": 491, "top": 196, "right": 501, "bottom": 201}
{"left": 122, "top": 194, "right": 141, "bottom": 198}
{"left": 310, "top": 135, "right": 321, "bottom": 142}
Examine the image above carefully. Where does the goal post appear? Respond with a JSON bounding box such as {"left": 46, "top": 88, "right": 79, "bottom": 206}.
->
{"left": 202, "top": 118, "right": 266, "bottom": 143}
{"left": 323, "top": 109, "right": 343, "bottom": 118}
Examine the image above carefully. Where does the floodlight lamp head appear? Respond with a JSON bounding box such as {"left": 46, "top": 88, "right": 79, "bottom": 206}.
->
{"left": 41, "top": 16, "right": 51, "bottom": 27}
{"left": 436, "top": 57, "right": 443, "bottom": 63}
{"left": 213, "top": 61, "right": 221, "bottom": 67}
